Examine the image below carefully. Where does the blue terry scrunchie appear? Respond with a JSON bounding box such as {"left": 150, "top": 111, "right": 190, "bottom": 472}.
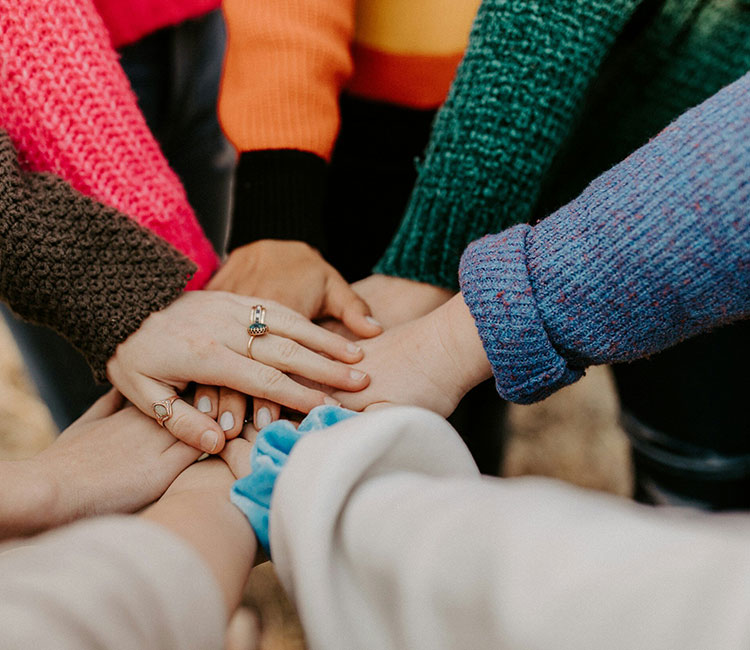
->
{"left": 230, "top": 405, "right": 358, "bottom": 557}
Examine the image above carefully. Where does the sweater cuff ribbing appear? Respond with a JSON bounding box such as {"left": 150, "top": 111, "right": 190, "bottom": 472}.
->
{"left": 228, "top": 150, "right": 329, "bottom": 254}
{"left": 459, "top": 226, "right": 582, "bottom": 404}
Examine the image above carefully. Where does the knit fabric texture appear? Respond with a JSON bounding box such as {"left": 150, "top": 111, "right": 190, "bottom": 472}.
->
{"left": 375, "top": 0, "right": 641, "bottom": 288}
{"left": 459, "top": 72, "right": 750, "bottom": 404}
{"left": 0, "top": 131, "right": 195, "bottom": 382}
{"left": 93, "top": 0, "right": 221, "bottom": 48}
{"left": 0, "top": 0, "right": 217, "bottom": 288}
{"left": 378, "top": 0, "right": 750, "bottom": 289}
{"left": 534, "top": 0, "right": 750, "bottom": 219}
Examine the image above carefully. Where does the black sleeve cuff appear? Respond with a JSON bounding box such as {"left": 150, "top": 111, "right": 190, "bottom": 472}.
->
{"left": 228, "top": 150, "right": 329, "bottom": 253}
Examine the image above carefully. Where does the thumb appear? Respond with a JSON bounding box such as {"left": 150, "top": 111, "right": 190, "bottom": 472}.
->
{"left": 324, "top": 275, "right": 382, "bottom": 339}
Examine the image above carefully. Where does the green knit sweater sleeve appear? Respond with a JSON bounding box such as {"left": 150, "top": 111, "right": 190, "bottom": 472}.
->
{"left": 374, "top": 0, "right": 641, "bottom": 289}
{"left": 0, "top": 131, "right": 196, "bottom": 382}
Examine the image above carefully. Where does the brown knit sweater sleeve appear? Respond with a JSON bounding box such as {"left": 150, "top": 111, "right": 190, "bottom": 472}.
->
{"left": 0, "top": 131, "right": 196, "bottom": 382}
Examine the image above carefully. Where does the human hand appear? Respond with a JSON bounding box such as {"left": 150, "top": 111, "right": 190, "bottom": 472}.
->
{"left": 332, "top": 294, "right": 493, "bottom": 416}
{"left": 106, "top": 291, "right": 369, "bottom": 454}
{"left": 205, "top": 241, "right": 382, "bottom": 432}
{"left": 24, "top": 390, "right": 201, "bottom": 531}
{"left": 351, "top": 274, "right": 455, "bottom": 330}
{"left": 208, "top": 240, "right": 382, "bottom": 337}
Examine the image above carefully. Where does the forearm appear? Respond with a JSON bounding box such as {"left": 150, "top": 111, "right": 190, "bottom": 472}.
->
{"left": 0, "top": 0, "right": 216, "bottom": 285}
{"left": 220, "top": 0, "right": 355, "bottom": 252}
{"left": 0, "top": 517, "right": 226, "bottom": 649}
{"left": 376, "top": 0, "right": 640, "bottom": 289}
{"left": 271, "top": 408, "right": 750, "bottom": 650}
{"left": 143, "top": 461, "right": 257, "bottom": 615}
{"left": 0, "top": 132, "right": 194, "bottom": 381}
{"left": 460, "top": 71, "right": 750, "bottom": 403}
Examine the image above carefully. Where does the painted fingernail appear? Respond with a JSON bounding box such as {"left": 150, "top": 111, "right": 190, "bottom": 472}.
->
{"left": 219, "top": 411, "right": 235, "bottom": 432}
{"left": 256, "top": 407, "right": 272, "bottom": 429}
{"left": 197, "top": 396, "right": 212, "bottom": 413}
{"left": 347, "top": 343, "right": 362, "bottom": 355}
{"left": 200, "top": 430, "right": 220, "bottom": 453}
{"left": 366, "top": 316, "right": 382, "bottom": 328}
{"left": 350, "top": 369, "right": 367, "bottom": 381}
{"left": 324, "top": 396, "right": 341, "bottom": 406}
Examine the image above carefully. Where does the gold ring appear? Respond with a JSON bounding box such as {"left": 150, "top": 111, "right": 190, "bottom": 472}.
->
{"left": 152, "top": 395, "right": 180, "bottom": 427}
{"left": 248, "top": 305, "right": 269, "bottom": 346}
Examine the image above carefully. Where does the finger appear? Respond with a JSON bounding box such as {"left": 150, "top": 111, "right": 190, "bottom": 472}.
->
{"left": 247, "top": 334, "right": 370, "bottom": 392}
{"left": 256, "top": 306, "right": 363, "bottom": 363}
{"left": 193, "top": 385, "right": 219, "bottom": 419}
{"left": 217, "top": 387, "right": 247, "bottom": 439}
{"left": 241, "top": 421, "right": 259, "bottom": 443}
{"left": 252, "top": 397, "right": 280, "bottom": 431}
{"left": 220, "top": 438, "right": 253, "bottom": 479}
{"left": 324, "top": 274, "right": 382, "bottom": 339}
{"left": 160, "top": 439, "right": 204, "bottom": 469}
{"left": 203, "top": 350, "right": 341, "bottom": 415}
{"left": 136, "top": 378, "right": 226, "bottom": 455}
{"left": 75, "top": 388, "right": 124, "bottom": 424}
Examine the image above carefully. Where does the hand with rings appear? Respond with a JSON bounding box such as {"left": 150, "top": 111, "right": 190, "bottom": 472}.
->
{"left": 106, "top": 291, "right": 369, "bottom": 454}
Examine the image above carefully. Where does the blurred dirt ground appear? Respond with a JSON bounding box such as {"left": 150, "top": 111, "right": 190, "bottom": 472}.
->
{"left": 0, "top": 317, "right": 632, "bottom": 649}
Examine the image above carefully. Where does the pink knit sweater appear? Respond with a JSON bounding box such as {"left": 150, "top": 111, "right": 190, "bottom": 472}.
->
{"left": 0, "top": 0, "right": 218, "bottom": 288}
{"left": 94, "top": 0, "right": 221, "bottom": 48}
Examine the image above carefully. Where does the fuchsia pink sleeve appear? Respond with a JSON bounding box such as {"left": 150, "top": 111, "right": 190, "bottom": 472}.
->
{"left": 0, "top": 0, "right": 218, "bottom": 288}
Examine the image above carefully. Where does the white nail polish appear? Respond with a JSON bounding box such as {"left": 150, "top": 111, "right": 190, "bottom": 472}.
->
{"left": 350, "top": 369, "right": 367, "bottom": 381}
{"left": 256, "top": 407, "right": 272, "bottom": 429}
{"left": 347, "top": 343, "right": 362, "bottom": 355}
{"left": 197, "top": 396, "right": 212, "bottom": 413}
{"left": 219, "top": 411, "right": 235, "bottom": 432}
{"left": 324, "top": 396, "right": 341, "bottom": 407}
{"left": 366, "top": 316, "right": 382, "bottom": 328}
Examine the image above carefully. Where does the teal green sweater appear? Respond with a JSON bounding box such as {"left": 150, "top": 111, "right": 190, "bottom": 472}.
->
{"left": 375, "top": 0, "right": 750, "bottom": 289}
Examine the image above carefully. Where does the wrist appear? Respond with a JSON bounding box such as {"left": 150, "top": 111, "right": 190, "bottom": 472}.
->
{"left": 0, "top": 458, "right": 60, "bottom": 539}
{"left": 428, "top": 294, "right": 492, "bottom": 397}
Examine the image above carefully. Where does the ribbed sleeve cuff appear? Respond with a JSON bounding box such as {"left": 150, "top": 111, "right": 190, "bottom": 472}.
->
{"left": 374, "top": 186, "right": 465, "bottom": 290}
{"left": 458, "top": 225, "right": 582, "bottom": 404}
{"left": 228, "top": 150, "right": 329, "bottom": 253}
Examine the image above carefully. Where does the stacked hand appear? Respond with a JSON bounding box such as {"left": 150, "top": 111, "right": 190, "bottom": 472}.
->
{"left": 106, "top": 290, "right": 369, "bottom": 454}
{"left": 205, "top": 240, "right": 384, "bottom": 430}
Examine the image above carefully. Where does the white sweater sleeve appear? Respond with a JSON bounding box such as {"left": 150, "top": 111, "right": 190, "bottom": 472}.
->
{"left": 271, "top": 406, "right": 750, "bottom": 650}
{"left": 0, "top": 516, "right": 226, "bottom": 650}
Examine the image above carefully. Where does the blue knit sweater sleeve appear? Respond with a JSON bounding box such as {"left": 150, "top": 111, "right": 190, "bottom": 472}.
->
{"left": 459, "top": 72, "right": 750, "bottom": 404}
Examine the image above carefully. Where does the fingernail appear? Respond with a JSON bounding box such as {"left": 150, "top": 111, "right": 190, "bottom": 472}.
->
{"left": 350, "top": 369, "right": 367, "bottom": 381}
{"left": 324, "top": 396, "right": 341, "bottom": 406}
{"left": 197, "top": 396, "right": 212, "bottom": 413}
{"left": 219, "top": 411, "right": 235, "bottom": 432}
{"left": 366, "top": 316, "right": 382, "bottom": 328}
{"left": 256, "top": 407, "right": 272, "bottom": 429}
{"left": 200, "top": 430, "right": 220, "bottom": 453}
{"left": 347, "top": 343, "right": 362, "bottom": 355}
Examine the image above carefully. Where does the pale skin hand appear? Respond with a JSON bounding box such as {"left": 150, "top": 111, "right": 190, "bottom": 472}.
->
{"left": 332, "top": 294, "right": 493, "bottom": 417}
{"left": 0, "top": 390, "right": 202, "bottom": 540}
{"left": 351, "top": 274, "right": 456, "bottom": 330}
{"left": 106, "top": 291, "right": 369, "bottom": 454}
{"left": 203, "top": 240, "right": 383, "bottom": 431}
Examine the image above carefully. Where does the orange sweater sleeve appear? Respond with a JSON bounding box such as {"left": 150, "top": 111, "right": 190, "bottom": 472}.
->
{"left": 219, "top": 0, "right": 356, "bottom": 161}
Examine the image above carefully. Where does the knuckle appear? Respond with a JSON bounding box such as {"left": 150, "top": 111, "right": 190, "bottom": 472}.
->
{"left": 276, "top": 338, "right": 298, "bottom": 363}
{"left": 273, "top": 309, "right": 297, "bottom": 333}
{"left": 257, "top": 365, "right": 285, "bottom": 392}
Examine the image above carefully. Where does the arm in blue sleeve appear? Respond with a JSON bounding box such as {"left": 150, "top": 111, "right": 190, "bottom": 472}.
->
{"left": 459, "top": 72, "right": 750, "bottom": 403}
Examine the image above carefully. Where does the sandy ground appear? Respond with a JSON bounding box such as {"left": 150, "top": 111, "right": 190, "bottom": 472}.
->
{"left": 0, "top": 318, "right": 632, "bottom": 649}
